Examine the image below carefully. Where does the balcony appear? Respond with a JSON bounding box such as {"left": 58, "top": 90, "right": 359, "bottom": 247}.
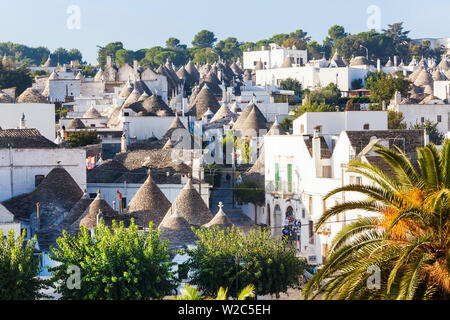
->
{"left": 266, "top": 180, "right": 295, "bottom": 198}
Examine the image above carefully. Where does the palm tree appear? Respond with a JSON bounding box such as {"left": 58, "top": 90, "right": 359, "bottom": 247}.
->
{"left": 175, "top": 284, "right": 255, "bottom": 300}
{"left": 303, "top": 141, "right": 450, "bottom": 300}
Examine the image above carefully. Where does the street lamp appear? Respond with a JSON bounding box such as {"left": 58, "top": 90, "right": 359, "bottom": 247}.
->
{"left": 360, "top": 45, "right": 369, "bottom": 59}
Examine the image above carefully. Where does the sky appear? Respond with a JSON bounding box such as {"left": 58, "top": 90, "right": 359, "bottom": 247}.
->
{"left": 0, "top": 0, "right": 449, "bottom": 64}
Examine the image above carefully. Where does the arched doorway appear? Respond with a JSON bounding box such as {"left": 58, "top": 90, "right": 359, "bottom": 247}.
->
{"left": 286, "top": 206, "right": 294, "bottom": 219}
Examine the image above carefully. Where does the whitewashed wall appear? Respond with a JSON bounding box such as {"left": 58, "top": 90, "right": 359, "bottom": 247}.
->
{"left": 126, "top": 116, "right": 189, "bottom": 140}
{"left": 0, "top": 148, "right": 86, "bottom": 201}
{"left": 0, "top": 103, "right": 56, "bottom": 141}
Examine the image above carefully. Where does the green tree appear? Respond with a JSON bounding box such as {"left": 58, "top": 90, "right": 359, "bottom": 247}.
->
{"left": 215, "top": 37, "right": 242, "bottom": 63}
{"left": 323, "top": 25, "right": 348, "bottom": 58}
{"left": 234, "top": 181, "right": 265, "bottom": 223}
{"left": 192, "top": 30, "right": 217, "bottom": 48}
{"left": 0, "top": 229, "right": 49, "bottom": 300}
{"left": 290, "top": 100, "right": 337, "bottom": 118}
{"left": 166, "top": 37, "right": 181, "bottom": 49}
{"left": 365, "top": 71, "right": 411, "bottom": 108}
{"left": 97, "top": 42, "right": 124, "bottom": 68}
{"left": 192, "top": 47, "right": 219, "bottom": 65}
{"left": 410, "top": 120, "right": 444, "bottom": 145}
{"left": 303, "top": 141, "right": 450, "bottom": 300}
{"left": 383, "top": 22, "right": 411, "bottom": 60}
{"left": 279, "top": 78, "right": 303, "bottom": 105}
{"left": 66, "top": 130, "right": 101, "bottom": 148}
{"left": 115, "top": 49, "right": 135, "bottom": 67}
{"left": 351, "top": 78, "right": 363, "bottom": 90}
{"left": 186, "top": 226, "right": 306, "bottom": 298}
{"left": 388, "top": 110, "right": 407, "bottom": 129}
{"left": 308, "top": 83, "right": 341, "bottom": 105}
{"left": 81, "top": 65, "right": 97, "bottom": 78}
{"left": 0, "top": 62, "right": 33, "bottom": 96}
{"left": 306, "top": 41, "right": 323, "bottom": 60}
{"left": 50, "top": 220, "right": 178, "bottom": 300}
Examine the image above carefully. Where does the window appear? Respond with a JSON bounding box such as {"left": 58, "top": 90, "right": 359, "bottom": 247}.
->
{"left": 124, "top": 112, "right": 129, "bottom": 116}
{"left": 309, "top": 221, "right": 314, "bottom": 244}
{"left": 287, "top": 164, "right": 293, "bottom": 193}
{"left": 363, "top": 123, "right": 370, "bottom": 130}
{"left": 35, "top": 175, "right": 45, "bottom": 187}
{"left": 253, "top": 61, "right": 257, "bottom": 66}
{"left": 90, "top": 124, "right": 95, "bottom": 127}
{"left": 89, "top": 193, "right": 97, "bottom": 199}
{"left": 274, "top": 163, "right": 280, "bottom": 191}
{"left": 421, "top": 117, "right": 425, "bottom": 123}
{"left": 302, "top": 208, "right": 306, "bottom": 219}
{"left": 122, "top": 197, "right": 127, "bottom": 209}
{"left": 350, "top": 176, "right": 362, "bottom": 185}
{"left": 308, "top": 195, "right": 313, "bottom": 215}
{"left": 322, "top": 166, "right": 332, "bottom": 178}
{"left": 300, "top": 124, "right": 305, "bottom": 134}
{"left": 437, "top": 115, "right": 442, "bottom": 123}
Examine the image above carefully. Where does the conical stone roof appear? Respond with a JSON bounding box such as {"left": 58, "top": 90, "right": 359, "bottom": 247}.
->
{"left": 239, "top": 107, "right": 268, "bottom": 135}
{"left": 176, "top": 65, "right": 190, "bottom": 81}
{"left": 67, "top": 118, "right": 86, "bottom": 130}
{"left": 438, "top": 59, "right": 449, "bottom": 71}
{"left": 185, "top": 60, "right": 200, "bottom": 82}
{"left": 17, "top": 88, "right": 48, "bottom": 104}
{"left": 233, "top": 102, "right": 266, "bottom": 131}
{"left": 414, "top": 69, "right": 433, "bottom": 87}
{"left": 187, "top": 85, "right": 221, "bottom": 120}
{"left": 0, "top": 91, "right": 13, "bottom": 103}
{"left": 203, "top": 202, "right": 233, "bottom": 229}
{"left": 280, "top": 56, "right": 293, "bottom": 68}
{"left": 230, "top": 61, "right": 243, "bottom": 75}
{"left": 432, "top": 70, "right": 447, "bottom": 81}
{"left": 331, "top": 52, "right": 347, "bottom": 67}
{"left": 94, "top": 69, "right": 103, "bottom": 82}
{"left": 158, "top": 206, "right": 198, "bottom": 248}
{"left": 61, "top": 190, "right": 92, "bottom": 228}
{"left": 127, "top": 174, "right": 171, "bottom": 227}
{"left": 267, "top": 117, "right": 286, "bottom": 135}
{"left": 119, "top": 81, "right": 134, "bottom": 99}
{"left": 142, "top": 95, "right": 174, "bottom": 116}
{"left": 83, "top": 106, "right": 102, "bottom": 118}
{"left": 160, "top": 178, "right": 213, "bottom": 227}
{"left": 210, "top": 104, "right": 235, "bottom": 123}
{"left": 78, "top": 190, "right": 117, "bottom": 230}
{"left": 121, "top": 88, "right": 141, "bottom": 109}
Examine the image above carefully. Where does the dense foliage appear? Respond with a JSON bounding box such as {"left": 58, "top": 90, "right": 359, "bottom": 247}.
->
{"left": 303, "top": 141, "right": 450, "bottom": 300}
{"left": 365, "top": 71, "right": 411, "bottom": 108}
{"left": 0, "top": 42, "right": 83, "bottom": 66}
{"left": 175, "top": 284, "right": 255, "bottom": 300}
{"left": 50, "top": 220, "right": 178, "bottom": 300}
{"left": 66, "top": 130, "right": 101, "bottom": 148}
{"left": 388, "top": 110, "right": 407, "bottom": 129}
{"left": 0, "top": 62, "right": 33, "bottom": 96}
{"left": 410, "top": 120, "right": 445, "bottom": 145}
{"left": 94, "top": 21, "right": 444, "bottom": 70}
{"left": 0, "top": 229, "right": 48, "bottom": 300}
{"left": 186, "top": 226, "right": 306, "bottom": 298}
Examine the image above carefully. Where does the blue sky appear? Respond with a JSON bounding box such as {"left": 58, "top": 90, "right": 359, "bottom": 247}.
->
{"left": 0, "top": 0, "right": 449, "bottom": 64}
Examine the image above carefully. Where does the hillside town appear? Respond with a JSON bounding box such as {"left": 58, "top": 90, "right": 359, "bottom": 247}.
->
{"left": 1, "top": 18, "right": 450, "bottom": 302}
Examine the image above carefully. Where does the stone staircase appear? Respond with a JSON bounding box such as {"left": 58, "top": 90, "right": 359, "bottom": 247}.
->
{"left": 209, "top": 168, "right": 254, "bottom": 226}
